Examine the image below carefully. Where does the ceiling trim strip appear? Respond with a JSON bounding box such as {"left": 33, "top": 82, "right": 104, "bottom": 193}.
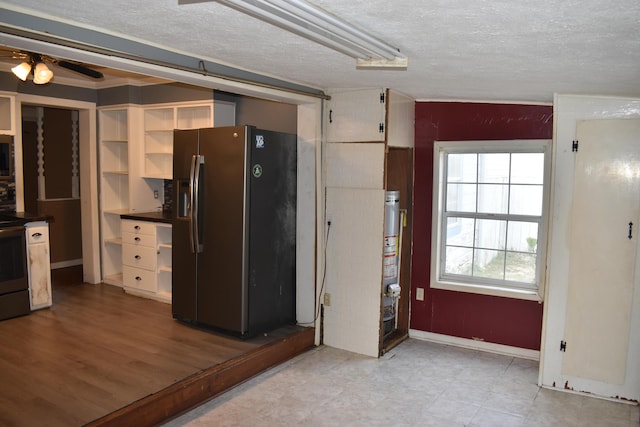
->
{"left": 0, "top": 7, "right": 329, "bottom": 100}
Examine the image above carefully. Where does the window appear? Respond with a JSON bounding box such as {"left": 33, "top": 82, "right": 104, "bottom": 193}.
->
{"left": 431, "top": 140, "right": 551, "bottom": 300}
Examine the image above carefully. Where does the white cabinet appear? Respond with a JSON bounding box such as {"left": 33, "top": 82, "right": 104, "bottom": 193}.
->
{"left": 326, "top": 88, "right": 414, "bottom": 147}
{"left": 156, "top": 224, "right": 172, "bottom": 300}
{"left": 98, "top": 101, "right": 209, "bottom": 287}
{"left": 25, "top": 222, "right": 52, "bottom": 310}
{"left": 322, "top": 88, "right": 414, "bottom": 357}
{"left": 327, "top": 89, "right": 386, "bottom": 143}
{"left": 98, "top": 106, "right": 162, "bottom": 286}
{"left": 143, "top": 102, "right": 213, "bottom": 179}
{"left": 121, "top": 219, "right": 171, "bottom": 303}
{"left": 99, "top": 107, "right": 130, "bottom": 286}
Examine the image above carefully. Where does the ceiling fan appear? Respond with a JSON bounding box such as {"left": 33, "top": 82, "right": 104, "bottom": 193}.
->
{"left": 6, "top": 51, "right": 104, "bottom": 84}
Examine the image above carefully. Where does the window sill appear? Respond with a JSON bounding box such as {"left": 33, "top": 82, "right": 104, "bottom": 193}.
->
{"left": 431, "top": 280, "right": 543, "bottom": 302}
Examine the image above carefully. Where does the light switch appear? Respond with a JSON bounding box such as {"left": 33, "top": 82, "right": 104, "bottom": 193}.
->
{"left": 416, "top": 287, "right": 424, "bottom": 301}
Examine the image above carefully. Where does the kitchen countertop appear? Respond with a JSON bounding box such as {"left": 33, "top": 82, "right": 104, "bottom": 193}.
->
{"left": 0, "top": 210, "right": 51, "bottom": 226}
{"left": 120, "top": 210, "right": 172, "bottom": 224}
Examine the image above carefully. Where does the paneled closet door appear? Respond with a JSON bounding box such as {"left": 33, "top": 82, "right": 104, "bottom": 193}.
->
{"left": 562, "top": 119, "right": 640, "bottom": 399}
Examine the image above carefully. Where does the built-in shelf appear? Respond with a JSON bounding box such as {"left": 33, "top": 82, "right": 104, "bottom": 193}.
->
{"left": 99, "top": 107, "right": 130, "bottom": 285}
{"left": 98, "top": 100, "right": 207, "bottom": 289}
{"left": 156, "top": 290, "right": 172, "bottom": 303}
{"left": 142, "top": 102, "right": 212, "bottom": 179}
{"left": 103, "top": 208, "right": 131, "bottom": 216}
{"left": 103, "top": 273, "right": 123, "bottom": 285}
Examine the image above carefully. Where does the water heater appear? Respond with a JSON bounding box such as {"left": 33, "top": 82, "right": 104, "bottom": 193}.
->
{"left": 382, "top": 190, "right": 401, "bottom": 335}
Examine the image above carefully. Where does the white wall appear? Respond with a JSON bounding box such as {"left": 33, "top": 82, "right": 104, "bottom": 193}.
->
{"left": 296, "top": 101, "right": 322, "bottom": 328}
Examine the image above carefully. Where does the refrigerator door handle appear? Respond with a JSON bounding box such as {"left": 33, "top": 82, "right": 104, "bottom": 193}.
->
{"left": 188, "top": 154, "right": 198, "bottom": 253}
{"left": 193, "top": 154, "right": 204, "bottom": 253}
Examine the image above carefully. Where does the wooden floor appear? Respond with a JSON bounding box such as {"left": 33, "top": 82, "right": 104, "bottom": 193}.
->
{"left": 0, "top": 267, "right": 314, "bottom": 427}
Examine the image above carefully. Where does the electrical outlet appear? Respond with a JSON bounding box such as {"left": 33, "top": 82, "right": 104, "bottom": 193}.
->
{"left": 416, "top": 287, "right": 424, "bottom": 301}
{"left": 153, "top": 190, "right": 159, "bottom": 199}
{"left": 323, "top": 292, "right": 331, "bottom": 306}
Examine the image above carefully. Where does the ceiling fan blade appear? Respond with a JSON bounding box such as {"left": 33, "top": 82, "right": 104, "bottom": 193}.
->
{"left": 57, "top": 60, "right": 104, "bottom": 79}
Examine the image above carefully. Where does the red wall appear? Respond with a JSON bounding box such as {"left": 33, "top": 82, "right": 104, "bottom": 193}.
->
{"left": 411, "top": 102, "right": 553, "bottom": 350}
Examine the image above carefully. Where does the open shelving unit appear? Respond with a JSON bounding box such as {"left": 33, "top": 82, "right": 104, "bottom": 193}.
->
{"left": 98, "top": 100, "right": 212, "bottom": 297}
{"left": 99, "top": 108, "right": 130, "bottom": 286}
{"left": 143, "top": 102, "right": 213, "bottom": 179}
{"left": 156, "top": 225, "right": 172, "bottom": 302}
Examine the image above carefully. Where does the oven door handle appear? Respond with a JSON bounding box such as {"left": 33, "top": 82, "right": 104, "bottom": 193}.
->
{"left": 0, "top": 225, "right": 26, "bottom": 236}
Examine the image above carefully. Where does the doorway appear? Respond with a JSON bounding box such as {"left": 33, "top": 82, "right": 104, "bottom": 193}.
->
{"left": 14, "top": 94, "right": 100, "bottom": 284}
{"left": 21, "top": 105, "right": 83, "bottom": 268}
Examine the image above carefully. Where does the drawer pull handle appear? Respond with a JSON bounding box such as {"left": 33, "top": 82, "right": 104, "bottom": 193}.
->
{"left": 134, "top": 225, "right": 141, "bottom": 230}
{"left": 32, "top": 232, "right": 43, "bottom": 237}
{"left": 135, "top": 237, "right": 141, "bottom": 241}
{"left": 135, "top": 276, "right": 142, "bottom": 281}
{"left": 135, "top": 255, "right": 142, "bottom": 260}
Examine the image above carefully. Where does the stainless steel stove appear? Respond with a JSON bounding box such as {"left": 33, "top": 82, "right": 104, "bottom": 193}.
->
{"left": 0, "top": 223, "right": 29, "bottom": 321}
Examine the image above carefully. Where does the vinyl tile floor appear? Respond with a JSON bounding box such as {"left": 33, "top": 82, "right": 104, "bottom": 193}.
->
{"left": 164, "top": 339, "right": 640, "bottom": 427}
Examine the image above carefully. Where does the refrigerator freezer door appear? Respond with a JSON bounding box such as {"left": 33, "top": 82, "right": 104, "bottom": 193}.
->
{"left": 196, "top": 126, "right": 249, "bottom": 334}
{"left": 247, "top": 129, "right": 297, "bottom": 333}
{"left": 172, "top": 129, "right": 199, "bottom": 322}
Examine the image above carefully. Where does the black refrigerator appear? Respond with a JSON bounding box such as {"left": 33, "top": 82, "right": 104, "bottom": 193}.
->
{"left": 172, "top": 125, "right": 296, "bottom": 337}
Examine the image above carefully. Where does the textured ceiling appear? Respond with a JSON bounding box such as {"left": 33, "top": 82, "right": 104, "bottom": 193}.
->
{"left": 0, "top": 0, "right": 639, "bottom": 102}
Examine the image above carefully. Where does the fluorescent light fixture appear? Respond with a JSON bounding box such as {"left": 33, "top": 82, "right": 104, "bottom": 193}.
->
{"left": 11, "top": 62, "right": 31, "bottom": 81}
{"left": 213, "top": 0, "right": 408, "bottom": 69}
{"left": 33, "top": 62, "right": 53, "bottom": 84}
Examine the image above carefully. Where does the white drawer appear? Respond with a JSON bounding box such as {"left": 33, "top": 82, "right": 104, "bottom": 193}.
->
{"left": 122, "top": 232, "right": 155, "bottom": 248}
{"left": 26, "top": 225, "right": 49, "bottom": 245}
{"left": 122, "top": 243, "right": 157, "bottom": 270}
{"left": 121, "top": 220, "right": 156, "bottom": 236}
{"left": 123, "top": 266, "right": 157, "bottom": 293}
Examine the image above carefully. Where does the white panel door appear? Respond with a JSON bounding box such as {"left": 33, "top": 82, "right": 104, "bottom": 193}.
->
{"left": 561, "top": 118, "right": 640, "bottom": 399}
{"left": 325, "top": 142, "right": 385, "bottom": 189}
{"left": 326, "top": 89, "right": 385, "bottom": 143}
{"left": 324, "top": 187, "right": 384, "bottom": 357}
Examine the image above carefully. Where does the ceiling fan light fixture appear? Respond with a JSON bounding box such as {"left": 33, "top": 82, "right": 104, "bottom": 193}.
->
{"left": 11, "top": 61, "right": 31, "bottom": 81}
{"left": 33, "top": 62, "right": 53, "bottom": 84}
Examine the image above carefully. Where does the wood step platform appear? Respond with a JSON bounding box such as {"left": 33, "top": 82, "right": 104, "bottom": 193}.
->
{"left": 0, "top": 266, "right": 315, "bottom": 427}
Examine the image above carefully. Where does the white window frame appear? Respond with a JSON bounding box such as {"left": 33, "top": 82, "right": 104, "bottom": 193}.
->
{"left": 430, "top": 139, "right": 552, "bottom": 301}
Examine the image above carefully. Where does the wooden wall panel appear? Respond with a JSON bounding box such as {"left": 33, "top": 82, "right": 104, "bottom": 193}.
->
{"left": 37, "top": 199, "right": 82, "bottom": 264}
{"left": 43, "top": 108, "right": 73, "bottom": 199}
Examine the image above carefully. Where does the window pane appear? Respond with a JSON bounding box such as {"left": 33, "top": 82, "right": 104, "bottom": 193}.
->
{"left": 475, "top": 219, "right": 506, "bottom": 250}
{"left": 505, "top": 252, "right": 536, "bottom": 284}
{"left": 445, "top": 246, "right": 473, "bottom": 275}
{"left": 511, "top": 153, "right": 544, "bottom": 184}
{"left": 445, "top": 217, "right": 475, "bottom": 247}
{"left": 473, "top": 249, "right": 504, "bottom": 280}
{"left": 437, "top": 142, "right": 548, "bottom": 292}
{"left": 509, "top": 185, "right": 543, "bottom": 215}
{"left": 478, "top": 153, "right": 509, "bottom": 183}
{"left": 478, "top": 184, "right": 508, "bottom": 214}
{"left": 506, "top": 221, "right": 539, "bottom": 253}
{"left": 447, "top": 153, "right": 477, "bottom": 182}
{"left": 446, "top": 183, "right": 476, "bottom": 212}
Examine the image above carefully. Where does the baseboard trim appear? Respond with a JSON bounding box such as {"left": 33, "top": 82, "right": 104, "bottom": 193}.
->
{"left": 51, "top": 259, "right": 82, "bottom": 269}
{"left": 409, "top": 329, "right": 540, "bottom": 361}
